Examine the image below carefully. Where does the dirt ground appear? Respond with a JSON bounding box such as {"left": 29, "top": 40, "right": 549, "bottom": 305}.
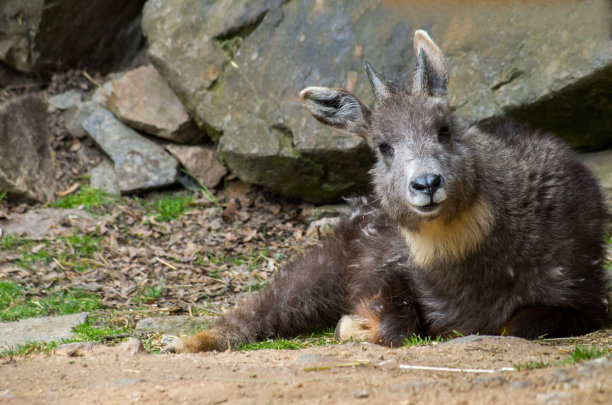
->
{"left": 2, "top": 69, "right": 612, "bottom": 405}
{"left": 2, "top": 334, "right": 611, "bottom": 405}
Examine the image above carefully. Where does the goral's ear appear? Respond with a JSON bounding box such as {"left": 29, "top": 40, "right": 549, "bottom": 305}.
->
{"left": 412, "top": 30, "right": 448, "bottom": 97}
{"left": 299, "top": 87, "right": 371, "bottom": 136}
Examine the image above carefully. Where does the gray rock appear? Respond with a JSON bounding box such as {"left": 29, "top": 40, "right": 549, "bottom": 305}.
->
{"left": 579, "top": 149, "right": 612, "bottom": 204}
{"left": 90, "top": 157, "right": 120, "bottom": 195}
{"left": 54, "top": 341, "right": 96, "bottom": 356}
{"left": 0, "top": 95, "right": 57, "bottom": 203}
{"left": 143, "top": 0, "right": 611, "bottom": 202}
{"left": 82, "top": 106, "right": 179, "bottom": 193}
{"left": 305, "top": 217, "right": 340, "bottom": 242}
{"left": 107, "top": 65, "right": 207, "bottom": 144}
{"left": 0, "top": 313, "right": 88, "bottom": 348}
{"left": 135, "top": 316, "right": 209, "bottom": 336}
{"left": 0, "top": 208, "right": 94, "bottom": 240}
{"left": 0, "top": 0, "right": 145, "bottom": 74}
{"left": 119, "top": 337, "right": 145, "bottom": 355}
{"left": 308, "top": 205, "right": 347, "bottom": 222}
{"left": 46, "top": 90, "right": 84, "bottom": 111}
{"left": 296, "top": 354, "right": 328, "bottom": 365}
{"left": 165, "top": 144, "right": 227, "bottom": 188}
{"left": 63, "top": 101, "right": 100, "bottom": 138}
{"left": 510, "top": 380, "right": 532, "bottom": 389}
{"left": 439, "top": 335, "right": 524, "bottom": 346}
{"left": 114, "top": 378, "right": 144, "bottom": 385}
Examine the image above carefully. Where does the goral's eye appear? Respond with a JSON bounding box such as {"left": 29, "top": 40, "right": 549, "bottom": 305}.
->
{"left": 377, "top": 142, "right": 393, "bottom": 157}
{"left": 438, "top": 124, "right": 451, "bottom": 142}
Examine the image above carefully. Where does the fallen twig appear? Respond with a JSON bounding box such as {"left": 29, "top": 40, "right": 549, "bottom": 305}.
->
{"left": 82, "top": 71, "right": 101, "bottom": 87}
{"left": 197, "top": 277, "right": 234, "bottom": 300}
{"left": 103, "top": 333, "right": 132, "bottom": 341}
{"left": 155, "top": 257, "right": 178, "bottom": 271}
{"left": 399, "top": 364, "right": 515, "bottom": 373}
{"left": 304, "top": 360, "right": 370, "bottom": 372}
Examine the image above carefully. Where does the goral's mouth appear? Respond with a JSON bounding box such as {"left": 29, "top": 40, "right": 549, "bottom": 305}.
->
{"left": 413, "top": 202, "right": 442, "bottom": 215}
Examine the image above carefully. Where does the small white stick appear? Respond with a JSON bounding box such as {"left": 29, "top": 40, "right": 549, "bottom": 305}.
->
{"left": 399, "top": 364, "right": 515, "bottom": 373}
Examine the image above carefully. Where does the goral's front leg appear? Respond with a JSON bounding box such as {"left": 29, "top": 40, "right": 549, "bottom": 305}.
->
{"left": 335, "top": 288, "right": 422, "bottom": 347}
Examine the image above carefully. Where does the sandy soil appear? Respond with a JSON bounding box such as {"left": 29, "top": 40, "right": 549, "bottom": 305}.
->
{"left": 1, "top": 335, "right": 611, "bottom": 405}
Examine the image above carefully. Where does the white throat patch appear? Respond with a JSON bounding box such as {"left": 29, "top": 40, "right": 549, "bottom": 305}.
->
{"left": 400, "top": 196, "right": 495, "bottom": 268}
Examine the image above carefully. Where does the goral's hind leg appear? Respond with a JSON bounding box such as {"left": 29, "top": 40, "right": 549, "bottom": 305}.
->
{"left": 501, "top": 306, "right": 608, "bottom": 339}
{"left": 164, "top": 235, "right": 349, "bottom": 353}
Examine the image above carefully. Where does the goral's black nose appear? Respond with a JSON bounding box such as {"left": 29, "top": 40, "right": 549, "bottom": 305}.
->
{"left": 409, "top": 174, "right": 444, "bottom": 196}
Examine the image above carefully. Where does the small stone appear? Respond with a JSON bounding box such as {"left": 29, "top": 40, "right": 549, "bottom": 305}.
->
{"left": 135, "top": 316, "right": 209, "bottom": 336}
{"left": 296, "top": 354, "right": 326, "bottom": 365}
{"left": 55, "top": 342, "right": 96, "bottom": 356}
{"left": 119, "top": 338, "right": 145, "bottom": 355}
{"left": 114, "top": 378, "right": 143, "bottom": 385}
{"left": 354, "top": 390, "right": 369, "bottom": 399}
{"left": 46, "top": 90, "right": 83, "bottom": 111}
{"left": 305, "top": 217, "right": 340, "bottom": 241}
{"left": 510, "top": 380, "right": 532, "bottom": 388}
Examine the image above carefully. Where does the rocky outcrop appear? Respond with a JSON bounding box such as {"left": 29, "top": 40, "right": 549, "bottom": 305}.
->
{"left": 82, "top": 106, "right": 179, "bottom": 193}
{"left": 0, "top": 0, "right": 145, "bottom": 75}
{"left": 0, "top": 94, "right": 57, "bottom": 202}
{"left": 143, "top": 0, "right": 611, "bottom": 202}
{"left": 106, "top": 65, "right": 207, "bottom": 144}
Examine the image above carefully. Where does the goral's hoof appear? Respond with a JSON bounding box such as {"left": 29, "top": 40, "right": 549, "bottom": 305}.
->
{"left": 160, "top": 335, "right": 185, "bottom": 354}
{"left": 334, "top": 314, "right": 372, "bottom": 342}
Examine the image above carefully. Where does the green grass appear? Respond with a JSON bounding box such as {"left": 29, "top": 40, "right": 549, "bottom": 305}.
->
{"left": 514, "top": 344, "right": 610, "bottom": 371}
{"left": 71, "top": 319, "right": 131, "bottom": 342}
{"left": 604, "top": 235, "right": 612, "bottom": 271}
{"left": 183, "top": 169, "right": 222, "bottom": 210}
{"left": 0, "top": 282, "right": 101, "bottom": 322}
{"left": 133, "top": 279, "right": 165, "bottom": 304}
{"left": 151, "top": 194, "right": 195, "bottom": 222}
{"left": 0, "top": 341, "right": 60, "bottom": 358}
{"left": 403, "top": 334, "right": 445, "bottom": 347}
{"left": 51, "top": 186, "right": 117, "bottom": 215}
{"left": 197, "top": 247, "right": 271, "bottom": 281}
{"left": 513, "top": 359, "right": 550, "bottom": 371}
{"left": 1, "top": 232, "right": 102, "bottom": 272}
{"left": 563, "top": 344, "right": 610, "bottom": 365}
{"left": 239, "top": 330, "right": 337, "bottom": 351}
{"left": 56, "top": 232, "right": 102, "bottom": 272}
{"left": 0, "top": 233, "right": 33, "bottom": 250}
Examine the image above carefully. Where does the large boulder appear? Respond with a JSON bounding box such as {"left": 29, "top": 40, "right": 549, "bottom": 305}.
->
{"left": 0, "top": 94, "right": 57, "bottom": 202}
{"left": 143, "top": 0, "right": 611, "bottom": 202}
{"left": 0, "top": 0, "right": 145, "bottom": 75}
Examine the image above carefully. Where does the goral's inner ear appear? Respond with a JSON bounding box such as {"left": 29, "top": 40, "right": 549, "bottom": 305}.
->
{"left": 365, "top": 61, "right": 392, "bottom": 104}
{"left": 412, "top": 29, "right": 449, "bottom": 97}
{"left": 299, "top": 86, "right": 371, "bottom": 136}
